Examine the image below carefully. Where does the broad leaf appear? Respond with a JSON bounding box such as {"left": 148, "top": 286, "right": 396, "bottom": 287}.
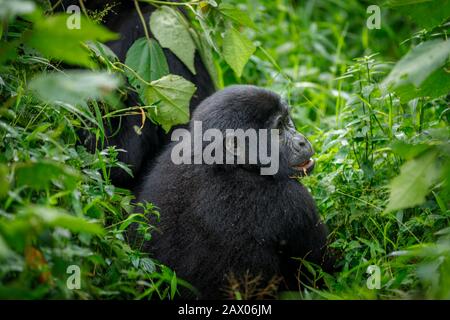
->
{"left": 392, "top": 67, "right": 450, "bottom": 101}
{"left": 385, "top": 150, "right": 442, "bottom": 212}
{"left": 29, "top": 71, "right": 121, "bottom": 105}
{"left": 26, "top": 14, "right": 118, "bottom": 67}
{"left": 15, "top": 161, "right": 80, "bottom": 190}
{"left": 383, "top": 39, "right": 450, "bottom": 99}
{"left": 222, "top": 27, "right": 256, "bottom": 77}
{"left": 143, "top": 75, "right": 196, "bottom": 132}
{"left": 150, "top": 6, "right": 196, "bottom": 74}
{"left": 390, "top": 141, "right": 431, "bottom": 160}
{"left": 20, "top": 206, "right": 104, "bottom": 235}
{"left": 125, "top": 37, "right": 169, "bottom": 97}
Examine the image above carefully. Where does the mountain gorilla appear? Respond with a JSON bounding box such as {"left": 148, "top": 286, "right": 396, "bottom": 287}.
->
{"left": 57, "top": 0, "right": 215, "bottom": 189}
{"left": 136, "top": 85, "right": 334, "bottom": 299}
{"left": 57, "top": 1, "right": 334, "bottom": 298}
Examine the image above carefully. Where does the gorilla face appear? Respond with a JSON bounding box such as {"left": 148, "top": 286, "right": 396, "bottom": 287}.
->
{"left": 191, "top": 85, "right": 315, "bottom": 177}
{"left": 273, "top": 103, "right": 315, "bottom": 177}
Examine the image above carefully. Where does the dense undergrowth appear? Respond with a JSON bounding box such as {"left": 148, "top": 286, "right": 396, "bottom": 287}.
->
{"left": 0, "top": 0, "right": 449, "bottom": 299}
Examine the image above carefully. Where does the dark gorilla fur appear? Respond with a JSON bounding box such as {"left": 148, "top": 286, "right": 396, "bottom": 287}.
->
{"left": 136, "top": 85, "right": 334, "bottom": 299}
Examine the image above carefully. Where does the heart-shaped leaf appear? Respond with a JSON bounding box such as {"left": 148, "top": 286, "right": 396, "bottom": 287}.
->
{"left": 150, "top": 6, "right": 196, "bottom": 74}
{"left": 222, "top": 27, "right": 256, "bottom": 78}
{"left": 125, "top": 37, "right": 169, "bottom": 98}
{"left": 143, "top": 75, "right": 196, "bottom": 132}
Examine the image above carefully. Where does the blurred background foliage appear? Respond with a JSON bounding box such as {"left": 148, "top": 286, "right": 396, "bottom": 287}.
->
{"left": 0, "top": 0, "right": 449, "bottom": 299}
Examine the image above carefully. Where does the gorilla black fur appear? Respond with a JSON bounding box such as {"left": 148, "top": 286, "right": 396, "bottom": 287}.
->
{"left": 136, "top": 85, "right": 333, "bottom": 299}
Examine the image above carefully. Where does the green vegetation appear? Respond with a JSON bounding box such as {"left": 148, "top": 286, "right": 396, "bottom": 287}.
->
{"left": 0, "top": 0, "right": 449, "bottom": 299}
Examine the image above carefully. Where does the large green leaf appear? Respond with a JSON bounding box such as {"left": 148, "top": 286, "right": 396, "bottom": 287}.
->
{"left": 385, "top": 150, "right": 442, "bottom": 212}
{"left": 150, "top": 6, "right": 196, "bottom": 74}
{"left": 26, "top": 14, "right": 118, "bottom": 67}
{"left": 222, "top": 27, "right": 256, "bottom": 78}
{"left": 125, "top": 37, "right": 169, "bottom": 97}
{"left": 15, "top": 161, "right": 80, "bottom": 190}
{"left": 20, "top": 206, "right": 104, "bottom": 235}
{"left": 383, "top": 39, "right": 450, "bottom": 98}
{"left": 29, "top": 71, "right": 121, "bottom": 105}
{"left": 143, "top": 75, "right": 196, "bottom": 132}
{"left": 392, "top": 67, "right": 450, "bottom": 101}
{"left": 387, "top": 0, "right": 450, "bottom": 29}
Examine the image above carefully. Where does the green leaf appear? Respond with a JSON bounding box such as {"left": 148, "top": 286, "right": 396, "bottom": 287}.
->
{"left": 125, "top": 37, "right": 169, "bottom": 97}
{"left": 144, "top": 75, "right": 196, "bottom": 132}
{"left": 119, "top": 213, "right": 145, "bottom": 231}
{"left": 170, "top": 272, "right": 178, "bottom": 299}
{"left": 20, "top": 206, "right": 104, "bottom": 235}
{"left": 0, "top": 0, "right": 35, "bottom": 20}
{"left": 390, "top": 141, "right": 432, "bottom": 160}
{"left": 87, "top": 41, "right": 119, "bottom": 62}
{"left": 15, "top": 161, "right": 80, "bottom": 190}
{"left": 150, "top": 6, "right": 196, "bottom": 74}
{"left": 386, "top": 0, "right": 450, "bottom": 30}
{"left": 190, "top": 30, "right": 219, "bottom": 89}
{"left": 29, "top": 71, "right": 121, "bottom": 105}
{"left": 222, "top": 27, "right": 256, "bottom": 77}
{"left": 391, "top": 66, "right": 450, "bottom": 101}
{"left": 25, "top": 14, "right": 118, "bottom": 67}
{"left": 218, "top": 3, "right": 256, "bottom": 29}
{"left": 383, "top": 39, "right": 450, "bottom": 98}
{"left": 385, "top": 150, "right": 442, "bottom": 212}
{"left": 140, "top": 258, "right": 156, "bottom": 273}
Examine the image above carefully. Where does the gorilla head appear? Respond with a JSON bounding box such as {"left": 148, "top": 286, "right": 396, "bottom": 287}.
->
{"left": 189, "top": 85, "right": 316, "bottom": 178}
{"left": 135, "top": 85, "right": 334, "bottom": 299}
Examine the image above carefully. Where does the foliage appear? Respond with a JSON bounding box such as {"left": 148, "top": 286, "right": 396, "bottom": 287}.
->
{"left": 0, "top": 0, "right": 449, "bottom": 299}
{"left": 235, "top": 0, "right": 449, "bottom": 299}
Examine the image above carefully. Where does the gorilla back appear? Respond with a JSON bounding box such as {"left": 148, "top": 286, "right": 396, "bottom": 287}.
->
{"left": 136, "top": 85, "right": 333, "bottom": 299}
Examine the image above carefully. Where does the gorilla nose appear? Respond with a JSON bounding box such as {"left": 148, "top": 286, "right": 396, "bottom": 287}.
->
{"left": 294, "top": 134, "right": 314, "bottom": 155}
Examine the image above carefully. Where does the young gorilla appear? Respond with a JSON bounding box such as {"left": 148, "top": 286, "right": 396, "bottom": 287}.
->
{"left": 135, "top": 85, "right": 334, "bottom": 299}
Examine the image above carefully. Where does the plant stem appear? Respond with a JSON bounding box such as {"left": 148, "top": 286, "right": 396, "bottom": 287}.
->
{"left": 140, "top": 0, "right": 202, "bottom": 6}
{"left": 134, "top": 0, "right": 151, "bottom": 41}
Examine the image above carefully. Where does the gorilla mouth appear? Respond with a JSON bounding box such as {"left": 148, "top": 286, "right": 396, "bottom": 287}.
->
{"left": 292, "top": 158, "right": 315, "bottom": 176}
